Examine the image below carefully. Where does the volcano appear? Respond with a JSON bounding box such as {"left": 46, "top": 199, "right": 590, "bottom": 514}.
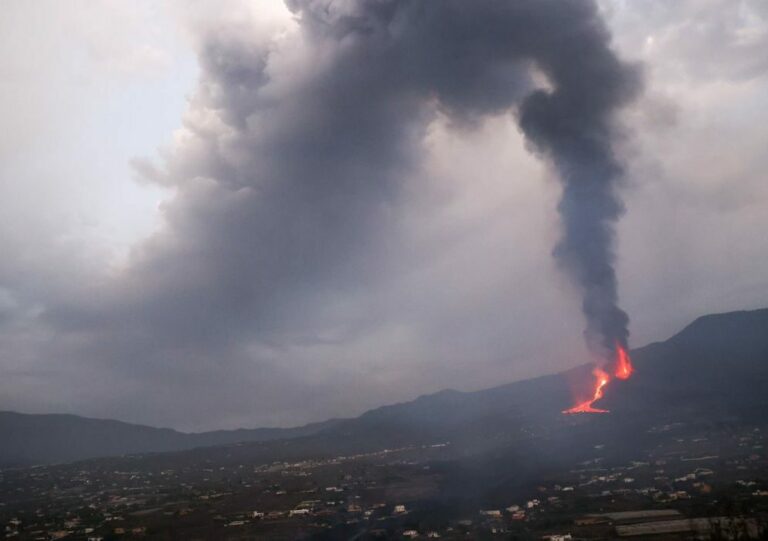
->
{"left": 563, "top": 344, "right": 635, "bottom": 414}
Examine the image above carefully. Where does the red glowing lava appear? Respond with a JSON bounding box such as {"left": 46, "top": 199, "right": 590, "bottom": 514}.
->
{"left": 614, "top": 343, "right": 633, "bottom": 380}
{"left": 563, "top": 343, "right": 635, "bottom": 414}
{"left": 563, "top": 367, "right": 611, "bottom": 414}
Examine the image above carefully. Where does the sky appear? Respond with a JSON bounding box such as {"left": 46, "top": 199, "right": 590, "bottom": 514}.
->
{"left": 1, "top": 0, "right": 767, "bottom": 432}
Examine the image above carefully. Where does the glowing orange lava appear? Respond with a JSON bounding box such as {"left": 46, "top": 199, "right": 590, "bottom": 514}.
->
{"left": 614, "top": 343, "right": 633, "bottom": 380}
{"left": 563, "top": 367, "right": 611, "bottom": 414}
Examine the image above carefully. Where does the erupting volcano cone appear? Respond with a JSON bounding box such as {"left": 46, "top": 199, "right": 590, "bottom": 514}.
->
{"left": 563, "top": 344, "right": 635, "bottom": 414}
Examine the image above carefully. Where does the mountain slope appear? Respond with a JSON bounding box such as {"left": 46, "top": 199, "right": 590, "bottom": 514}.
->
{"left": 604, "top": 308, "right": 768, "bottom": 416}
{"left": 2, "top": 307, "right": 767, "bottom": 468}
{"left": 309, "top": 307, "right": 768, "bottom": 454}
{"left": 0, "top": 412, "right": 340, "bottom": 468}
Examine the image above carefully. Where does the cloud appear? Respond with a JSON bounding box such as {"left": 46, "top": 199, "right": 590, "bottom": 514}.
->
{"left": 602, "top": 0, "right": 768, "bottom": 342}
{"left": 37, "top": 0, "right": 635, "bottom": 427}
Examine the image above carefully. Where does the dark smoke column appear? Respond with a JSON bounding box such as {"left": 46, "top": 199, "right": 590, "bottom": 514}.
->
{"left": 286, "top": 0, "right": 641, "bottom": 364}
{"left": 516, "top": 15, "right": 640, "bottom": 360}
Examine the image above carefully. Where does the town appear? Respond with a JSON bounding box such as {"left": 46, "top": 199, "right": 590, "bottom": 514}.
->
{"left": 3, "top": 419, "right": 768, "bottom": 540}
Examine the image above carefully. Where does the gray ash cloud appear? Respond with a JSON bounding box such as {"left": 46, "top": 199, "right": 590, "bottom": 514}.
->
{"left": 287, "top": 0, "right": 641, "bottom": 357}
{"left": 12, "top": 0, "right": 640, "bottom": 426}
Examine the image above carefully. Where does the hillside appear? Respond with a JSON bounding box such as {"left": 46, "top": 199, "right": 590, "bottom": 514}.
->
{"left": 603, "top": 308, "right": 768, "bottom": 417}
{"left": 2, "top": 307, "right": 767, "bottom": 469}
{"left": 0, "top": 412, "right": 340, "bottom": 468}
{"left": 325, "top": 308, "right": 768, "bottom": 449}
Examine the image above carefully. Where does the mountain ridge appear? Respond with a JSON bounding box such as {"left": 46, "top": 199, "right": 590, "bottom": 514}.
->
{"left": 0, "top": 411, "right": 342, "bottom": 468}
{"left": 2, "top": 307, "right": 767, "bottom": 468}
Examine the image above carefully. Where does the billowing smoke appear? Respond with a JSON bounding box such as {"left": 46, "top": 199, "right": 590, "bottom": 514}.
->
{"left": 513, "top": 8, "right": 641, "bottom": 357}
{"left": 29, "top": 0, "right": 640, "bottom": 426}
{"left": 286, "top": 0, "right": 641, "bottom": 359}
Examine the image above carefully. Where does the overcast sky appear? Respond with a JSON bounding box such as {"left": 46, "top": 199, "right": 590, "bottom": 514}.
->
{"left": 1, "top": 0, "right": 767, "bottom": 431}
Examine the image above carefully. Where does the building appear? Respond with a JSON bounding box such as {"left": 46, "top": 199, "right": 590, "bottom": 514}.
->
{"left": 616, "top": 517, "right": 760, "bottom": 539}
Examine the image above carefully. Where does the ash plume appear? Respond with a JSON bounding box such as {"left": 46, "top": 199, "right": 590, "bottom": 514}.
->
{"left": 513, "top": 7, "right": 641, "bottom": 357}
{"left": 288, "top": 0, "right": 641, "bottom": 358}
{"left": 33, "top": 0, "right": 640, "bottom": 426}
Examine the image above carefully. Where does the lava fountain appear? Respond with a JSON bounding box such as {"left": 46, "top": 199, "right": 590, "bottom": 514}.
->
{"left": 614, "top": 343, "right": 633, "bottom": 380}
{"left": 563, "top": 345, "right": 634, "bottom": 414}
